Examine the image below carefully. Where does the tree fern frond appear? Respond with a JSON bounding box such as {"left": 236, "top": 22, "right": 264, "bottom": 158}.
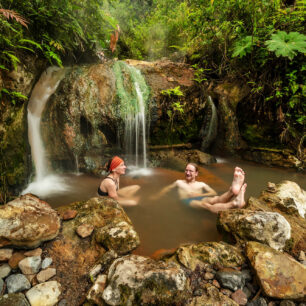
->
{"left": 0, "top": 9, "right": 29, "bottom": 28}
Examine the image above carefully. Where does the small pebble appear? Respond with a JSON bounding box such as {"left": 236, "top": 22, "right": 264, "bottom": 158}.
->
{"left": 41, "top": 257, "right": 53, "bottom": 269}
{"left": 0, "top": 249, "right": 13, "bottom": 261}
{"left": 18, "top": 256, "right": 42, "bottom": 275}
{"left": 62, "top": 210, "right": 78, "bottom": 220}
{"left": 37, "top": 268, "right": 56, "bottom": 283}
{"left": 212, "top": 279, "right": 220, "bottom": 288}
{"left": 204, "top": 272, "right": 214, "bottom": 280}
{"left": 24, "top": 248, "right": 42, "bottom": 257}
{"left": 0, "top": 263, "right": 11, "bottom": 278}
{"left": 8, "top": 252, "right": 25, "bottom": 269}
{"left": 89, "top": 264, "right": 102, "bottom": 280}
{"left": 231, "top": 289, "right": 248, "bottom": 305}
{"left": 76, "top": 224, "right": 94, "bottom": 238}
{"left": 298, "top": 251, "right": 305, "bottom": 261}
{"left": 280, "top": 301, "right": 296, "bottom": 306}
{"left": 220, "top": 288, "right": 232, "bottom": 297}
{"left": 5, "top": 274, "right": 31, "bottom": 293}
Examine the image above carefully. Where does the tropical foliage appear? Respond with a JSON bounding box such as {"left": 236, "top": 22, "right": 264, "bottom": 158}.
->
{"left": 0, "top": 0, "right": 305, "bottom": 148}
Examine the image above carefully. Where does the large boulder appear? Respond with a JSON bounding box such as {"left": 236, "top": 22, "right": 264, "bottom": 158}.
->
{"left": 0, "top": 194, "right": 60, "bottom": 248}
{"left": 218, "top": 210, "right": 291, "bottom": 251}
{"left": 246, "top": 241, "right": 306, "bottom": 300}
{"left": 102, "top": 254, "right": 189, "bottom": 305}
{"left": 173, "top": 242, "right": 245, "bottom": 271}
{"left": 246, "top": 181, "right": 306, "bottom": 256}
{"left": 44, "top": 196, "right": 139, "bottom": 305}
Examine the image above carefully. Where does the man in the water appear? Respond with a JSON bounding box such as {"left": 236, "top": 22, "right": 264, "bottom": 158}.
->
{"left": 155, "top": 163, "right": 247, "bottom": 214}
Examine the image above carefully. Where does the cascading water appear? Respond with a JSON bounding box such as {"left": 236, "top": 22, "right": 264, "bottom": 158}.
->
{"left": 113, "top": 61, "right": 150, "bottom": 170}
{"left": 22, "top": 67, "right": 69, "bottom": 197}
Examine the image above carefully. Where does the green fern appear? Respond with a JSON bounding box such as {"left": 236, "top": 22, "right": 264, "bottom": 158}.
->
{"left": 232, "top": 36, "right": 256, "bottom": 58}
{"left": 265, "top": 31, "right": 306, "bottom": 60}
{"left": 2, "top": 51, "right": 20, "bottom": 70}
{"left": 18, "top": 39, "right": 43, "bottom": 50}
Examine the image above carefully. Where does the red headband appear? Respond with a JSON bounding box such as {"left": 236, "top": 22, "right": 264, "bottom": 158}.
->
{"left": 109, "top": 156, "right": 124, "bottom": 172}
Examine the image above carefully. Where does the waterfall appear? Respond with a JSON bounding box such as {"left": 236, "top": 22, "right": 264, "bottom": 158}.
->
{"left": 200, "top": 96, "right": 218, "bottom": 151}
{"left": 113, "top": 61, "right": 150, "bottom": 168}
{"left": 22, "top": 67, "right": 69, "bottom": 197}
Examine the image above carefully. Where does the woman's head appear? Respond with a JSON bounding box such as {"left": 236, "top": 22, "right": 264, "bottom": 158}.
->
{"left": 106, "top": 156, "right": 126, "bottom": 174}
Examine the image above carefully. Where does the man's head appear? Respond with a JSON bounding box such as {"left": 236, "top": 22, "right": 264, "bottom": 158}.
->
{"left": 185, "top": 163, "right": 198, "bottom": 182}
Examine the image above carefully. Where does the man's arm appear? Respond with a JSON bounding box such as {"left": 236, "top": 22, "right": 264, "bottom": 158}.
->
{"left": 188, "top": 182, "right": 217, "bottom": 198}
{"left": 151, "top": 181, "right": 178, "bottom": 200}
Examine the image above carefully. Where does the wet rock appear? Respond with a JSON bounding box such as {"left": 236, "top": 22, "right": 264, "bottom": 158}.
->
{"left": 240, "top": 148, "right": 302, "bottom": 169}
{"left": 57, "top": 299, "right": 68, "bottom": 306}
{"left": 102, "top": 254, "right": 188, "bottom": 305}
{"left": 212, "top": 279, "right": 221, "bottom": 288}
{"left": 175, "top": 242, "right": 245, "bottom": 271}
{"left": 187, "top": 283, "right": 238, "bottom": 305}
{"left": 298, "top": 251, "right": 305, "bottom": 261}
{"left": 0, "top": 264, "right": 11, "bottom": 279}
{"left": 87, "top": 274, "right": 107, "bottom": 305}
{"left": 0, "top": 293, "right": 30, "bottom": 306}
{"left": 25, "top": 274, "right": 36, "bottom": 285}
{"left": 61, "top": 209, "right": 78, "bottom": 220}
{"left": 24, "top": 248, "right": 42, "bottom": 257}
{"left": 0, "top": 194, "right": 60, "bottom": 248}
{"left": 0, "top": 278, "right": 4, "bottom": 295}
{"left": 218, "top": 210, "right": 291, "bottom": 251}
{"left": 99, "top": 250, "right": 118, "bottom": 272}
{"left": 279, "top": 301, "right": 296, "bottom": 306}
{"left": 36, "top": 268, "right": 56, "bottom": 283}
{"left": 26, "top": 281, "right": 61, "bottom": 306}
{"left": 242, "top": 286, "right": 252, "bottom": 299}
{"left": 5, "top": 274, "right": 31, "bottom": 293}
{"left": 8, "top": 252, "right": 25, "bottom": 269}
{"left": 241, "top": 269, "right": 253, "bottom": 282}
{"left": 95, "top": 221, "right": 140, "bottom": 254}
{"left": 89, "top": 264, "right": 102, "bottom": 281}
{"left": 220, "top": 288, "right": 233, "bottom": 297}
{"left": 270, "top": 181, "right": 305, "bottom": 218}
{"left": 246, "top": 241, "right": 306, "bottom": 299}
{"left": 41, "top": 257, "right": 52, "bottom": 269}
{"left": 204, "top": 272, "right": 214, "bottom": 280}
{"left": 247, "top": 181, "right": 306, "bottom": 256}
{"left": 0, "top": 249, "right": 13, "bottom": 261}
{"left": 76, "top": 224, "right": 94, "bottom": 238}
{"left": 150, "top": 149, "right": 217, "bottom": 170}
{"left": 231, "top": 289, "right": 248, "bottom": 305}
{"left": 18, "top": 256, "right": 41, "bottom": 274}
{"left": 247, "top": 297, "right": 268, "bottom": 306}
{"left": 47, "top": 197, "right": 131, "bottom": 305}
{"left": 216, "top": 270, "right": 245, "bottom": 291}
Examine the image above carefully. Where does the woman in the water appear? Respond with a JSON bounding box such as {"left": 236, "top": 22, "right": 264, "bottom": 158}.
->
{"left": 98, "top": 156, "right": 140, "bottom": 206}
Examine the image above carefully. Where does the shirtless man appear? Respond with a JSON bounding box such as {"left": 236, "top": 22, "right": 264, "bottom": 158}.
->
{"left": 156, "top": 163, "right": 247, "bottom": 214}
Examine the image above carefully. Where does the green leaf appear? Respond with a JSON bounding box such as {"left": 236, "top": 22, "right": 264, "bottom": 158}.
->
{"left": 265, "top": 31, "right": 306, "bottom": 60}
{"left": 19, "top": 39, "right": 43, "bottom": 50}
{"left": 232, "top": 36, "right": 255, "bottom": 58}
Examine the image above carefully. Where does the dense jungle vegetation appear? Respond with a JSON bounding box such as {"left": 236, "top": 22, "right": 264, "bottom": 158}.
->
{"left": 1, "top": 0, "right": 305, "bottom": 148}
{"left": 0, "top": 0, "right": 305, "bottom": 168}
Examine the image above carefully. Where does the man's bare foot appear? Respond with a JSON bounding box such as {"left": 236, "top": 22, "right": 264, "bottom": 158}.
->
{"left": 233, "top": 183, "right": 247, "bottom": 208}
{"left": 231, "top": 167, "right": 245, "bottom": 195}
